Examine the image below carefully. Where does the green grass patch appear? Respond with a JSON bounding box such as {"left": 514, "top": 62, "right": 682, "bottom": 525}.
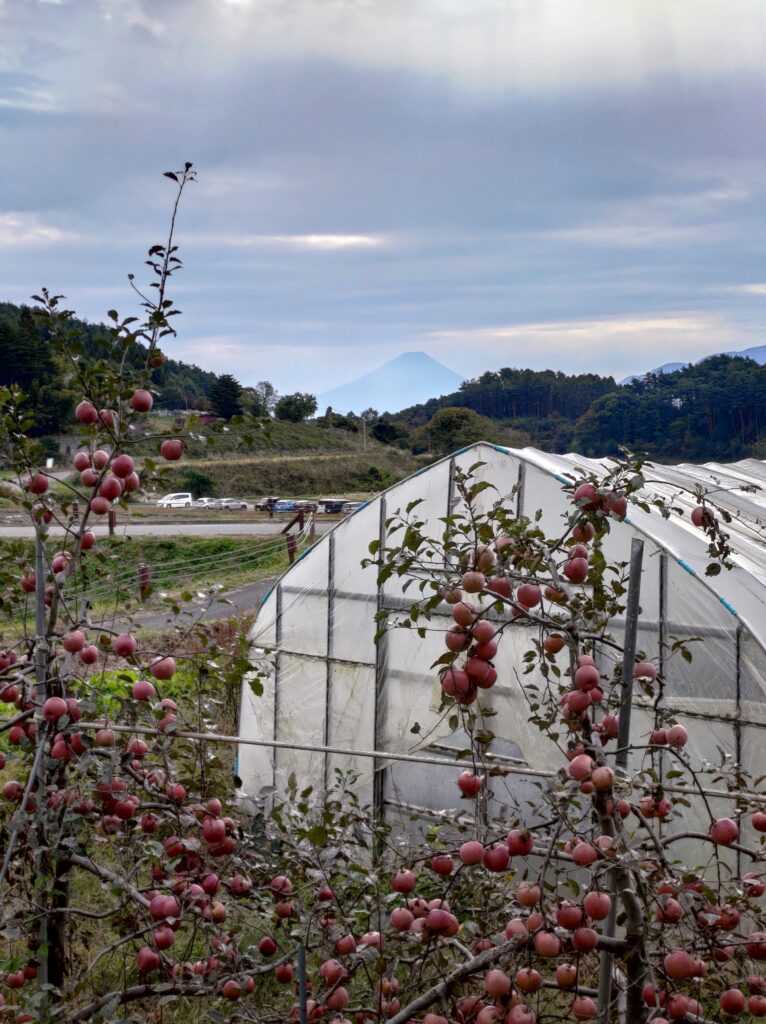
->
{"left": 0, "top": 535, "right": 294, "bottom": 631}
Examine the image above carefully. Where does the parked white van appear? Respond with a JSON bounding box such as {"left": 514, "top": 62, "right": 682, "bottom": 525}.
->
{"left": 157, "top": 492, "right": 193, "bottom": 508}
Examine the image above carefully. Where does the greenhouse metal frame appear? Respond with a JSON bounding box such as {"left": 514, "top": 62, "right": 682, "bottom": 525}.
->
{"left": 238, "top": 442, "right": 766, "bottom": 842}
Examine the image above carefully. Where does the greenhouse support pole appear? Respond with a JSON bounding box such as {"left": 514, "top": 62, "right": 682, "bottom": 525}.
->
{"left": 324, "top": 533, "right": 336, "bottom": 791}
{"left": 372, "top": 496, "right": 388, "bottom": 834}
{"left": 597, "top": 536, "right": 644, "bottom": 1024}
{"left": 298, "top": 944, "right": 308, "bottom": 1024}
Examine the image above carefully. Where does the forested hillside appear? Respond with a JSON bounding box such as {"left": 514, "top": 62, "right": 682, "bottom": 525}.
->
{"left": 391, "top": 355, "right": 766, "bottom": 462}
{"left": 2, "top": 296, "right": 764, "bottom": 463}
{"left": 0, "top": 301, "right": 219, "bottom": 429}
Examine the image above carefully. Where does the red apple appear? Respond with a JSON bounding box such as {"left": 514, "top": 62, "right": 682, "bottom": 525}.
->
{"left": 555, "top": 963, "right": 577, "bottom": 989}
{"left": 458, "top": 771, "right": 483, "bottom": 797}
{"left": 98, "top": 475, "right": 122, "bottom": 501}
{"left": 221, "top": 980, "right": 241, "bottom": 1001}
{"left": 720, "top": 989, "right": 745, "bottom": 1015}
{"left": 573, "top": 482, "right": 600, "bottom": 510}
{"left": 461, "top": 571, "right": 486, "bottom": 593}
{"left": 710, "top": 817, "right": 739, "bottom": 846}
{"left": 42, "top": 696, "right": 68, "bottom": 721}
{"left": 483, "top": 844, "right": 509, "bottom": 872}
{"left": 160, "top": 439, "right": 183, "bottom": 461}
{"left": 507, "top": 828, "right": 535, "bottom": 855}
{"left": 150, "top": 657, "right": 176, "bottom": 680}
{"left": 111, "top": 454, "right": 135, "bottom": 478}
{"left": 666, "top": 724, "right": 688, "bottom": 747}
{"left": 136, "top": 947, "right": 160, "bottom": 972}
{"left": 132, "top": 679, "right": 155, "bottom": 701}
{"left": 113, "top": 635, "right": 136, "bottom": 663}
{"left": 130, "top": 389, "right": 154, "bottom": 412}
{"left": 484, "top": 970, "right": 511, "bottom": 997}
{"left": 459, "top": 841, "right": 485, "bottom": 865}
{"left": 533, "top": 931, "right": 561, "bottom": 958}
{"left": 27, "top": 474, "right": 48, "bottom": 495}
{"left": 571, "top": 996, "right": 597, "bottom": 1021}
{"left": 430, "top": 854, "right": 454, "bottom": 875}
{"left": 583, "top": 891, "right": 611, "bottom": 920}
{"left": 392, "top": 869, "right": 417, "bottom": 893}
{"left": 563, "top": 557, "right": 589, "bottom": 584}
{"left": 75, "top": 401, "right": 99, "bottom": 424}
{"left": 543, "top": 633, "right": 566, "bottom": 654}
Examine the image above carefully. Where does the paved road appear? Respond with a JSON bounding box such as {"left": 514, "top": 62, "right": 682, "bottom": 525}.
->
{"left": 99, "top": 576, "right": 278, "bottom": 633}
{"left": 0, "top": 520, "right": 335, "bottom": 539}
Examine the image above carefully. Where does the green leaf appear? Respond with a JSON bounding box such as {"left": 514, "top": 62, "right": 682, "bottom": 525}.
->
{"left": 307, "top": 825, "right": 328, "bottom": 845}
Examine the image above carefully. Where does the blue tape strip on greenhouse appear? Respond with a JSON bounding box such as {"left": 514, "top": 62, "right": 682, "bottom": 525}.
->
{"left": 555, "top": 475, "right": 570, "bottom": 486}
{"left": 356, "top": 501, "right": 370, "bottom": 512}
{"left": 677, "top": 559, "right": 697, "bottom": 576}
{"left": 717, "top": 595, "right": 738, "bottom": 615}
{"left": 260, "top": 586, "right": 274, "bottom": 605}
{"left": 490, "top": 444, "right": 512, "bottom": 454}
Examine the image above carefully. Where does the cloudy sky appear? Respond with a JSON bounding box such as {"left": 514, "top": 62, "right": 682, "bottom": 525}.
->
{"left": 1, "top": 0, "right": 765, "bottom": 393}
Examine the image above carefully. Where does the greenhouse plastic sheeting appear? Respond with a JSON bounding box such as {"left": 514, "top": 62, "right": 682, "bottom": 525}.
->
{"left": 239, "top": 442, "right": 766, "bottom": 823}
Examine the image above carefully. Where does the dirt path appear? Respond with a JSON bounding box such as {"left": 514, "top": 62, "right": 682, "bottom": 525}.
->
{"left": 99, "top": 577, "right": 278, "bottom": 633}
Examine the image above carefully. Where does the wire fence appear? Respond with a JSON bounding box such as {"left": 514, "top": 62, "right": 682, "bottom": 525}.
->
{"left": 42, "top": 519, "right": 316, "bottom": 611}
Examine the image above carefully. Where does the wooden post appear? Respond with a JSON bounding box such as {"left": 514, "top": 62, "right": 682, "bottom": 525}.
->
{"left": 138, "top": 563, "right": 151, "bottom": 601}
{"left": 107, "top": 509, "right": 116, "bottom": 536}
{"left": 286, "top": 533, "right": 297, "bottom": 565}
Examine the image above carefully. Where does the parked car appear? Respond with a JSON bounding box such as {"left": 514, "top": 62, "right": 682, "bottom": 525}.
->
{"left": 318, "top": 498, "right": 348, "bottom": 514}
{"left": 157, "top": 492, "right": 193, "bottom": 508}
{"left": 193, "top": 497, "right": 219, "bottom": 509}
{"left": 255, "top": 496, "right": 280, "bottom": 511}
{"left": 341, "top": 501, "right": 364, "bottom": 515}
{"left": 218, "top": 497, "right": 249, "bottom": 510}
{"left": 294, "top": 500, "right": 318, "bottom": 513}
{"left": 273, "top": 499, "right": 296, "bottom": 513}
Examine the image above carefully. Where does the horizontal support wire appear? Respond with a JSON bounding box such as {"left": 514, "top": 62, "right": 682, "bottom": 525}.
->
{"left": 73, "top": 721, "right": 766, "bottom": 804}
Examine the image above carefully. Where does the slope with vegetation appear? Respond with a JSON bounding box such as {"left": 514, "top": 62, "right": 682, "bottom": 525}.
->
{"left": 383, "top": 355, "right": 766, "bottom": 463}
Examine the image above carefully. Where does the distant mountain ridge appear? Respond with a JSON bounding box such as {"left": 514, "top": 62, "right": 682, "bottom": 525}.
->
{"left": 317, "top": 351, "right": 464, "bottom": 415}
{"left": 622, "top": 343, "right": 766, "bottom": 383}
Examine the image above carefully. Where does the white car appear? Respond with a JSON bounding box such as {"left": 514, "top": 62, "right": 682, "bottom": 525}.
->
{"left": 218, "top": 497, "right": 249, "bottom": 510}
{"left": 157, "top": 492, "right": 193, "bottom": 508}
{"left": 193, "top": 497, "right": 219, "bottom": 509}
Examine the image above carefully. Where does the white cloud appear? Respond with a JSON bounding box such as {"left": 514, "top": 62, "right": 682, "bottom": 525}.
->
{"left": 733, "top": 284, "right": 766, "bottom": 296}
{"left": 189, "top": 232, "right": 388, "bottom": 251}
{"left": 0, "top": 86, "right": 57, "bottom": 111}
{"left": 0, "top": 213, "right": 79, "bottom": 247}
{"left": 203, "top": 0, "right": 766, "bottom": 93}
{"left": 426, "top": 313, "right": 736, "bottom": 380}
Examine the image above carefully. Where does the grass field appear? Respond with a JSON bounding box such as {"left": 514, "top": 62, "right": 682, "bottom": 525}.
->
{"left": 0, "top": 535, "right": 296, "bottom": 632}
{"left": 157, "top": 447, "right": 419, "bottom": 497}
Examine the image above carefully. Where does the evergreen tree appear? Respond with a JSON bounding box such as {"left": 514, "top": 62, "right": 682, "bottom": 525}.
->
{"left": 209, "top": 374, "right": 243, "bottom": 419}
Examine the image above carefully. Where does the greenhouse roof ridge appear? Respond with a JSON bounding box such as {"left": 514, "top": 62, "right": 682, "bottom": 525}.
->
{"left": 254, "top": 441, "right": 766, "bottom": 660}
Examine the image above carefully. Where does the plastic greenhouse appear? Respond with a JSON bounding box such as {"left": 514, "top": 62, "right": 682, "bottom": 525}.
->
{"left": 238, "top": 442, "right": 766, "bottom": 842}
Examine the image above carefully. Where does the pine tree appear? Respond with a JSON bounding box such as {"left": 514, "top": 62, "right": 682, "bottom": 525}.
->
{"left": 209, "top": 374, "right": 243, "bottom": 419}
